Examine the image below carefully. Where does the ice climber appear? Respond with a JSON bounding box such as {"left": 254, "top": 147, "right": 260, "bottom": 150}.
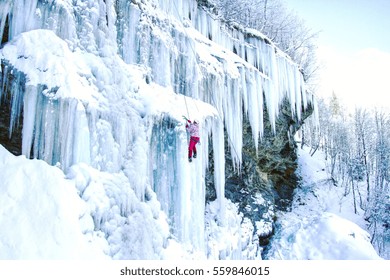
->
{"left": 183, "top": 116, "right": 200, "bottom": 162}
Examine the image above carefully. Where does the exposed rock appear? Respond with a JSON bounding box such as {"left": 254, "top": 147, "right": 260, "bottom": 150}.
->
{"left": 206, "top": 96, "right": 314, "bottom": 255}
{"left": 0, "top": 63, "right": 25, "bottom": 156}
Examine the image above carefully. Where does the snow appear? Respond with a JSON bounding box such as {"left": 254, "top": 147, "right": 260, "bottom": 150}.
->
{"left": 265, "top": 146, "right": 382, "bottom": 260}
{"left": 0, "top": 143, "right": 382, "bottom": 260}
{"left": 0, "top": 145, "right": 107, "bottom": 259}
{"left": 0, "top": 0, "right": 380, "bottom": 262}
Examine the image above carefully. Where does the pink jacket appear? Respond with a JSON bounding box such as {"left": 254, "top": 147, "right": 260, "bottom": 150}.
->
{"left": 186, "top": 121, "right": 200, "bottom": 138}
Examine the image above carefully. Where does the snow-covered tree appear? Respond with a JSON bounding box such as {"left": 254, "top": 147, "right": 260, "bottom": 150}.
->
{"left": 211, "top": 0, "right": 319, "bottom": 84}
{"left": 303, "top": 94, "right": 389, "bottom": 258}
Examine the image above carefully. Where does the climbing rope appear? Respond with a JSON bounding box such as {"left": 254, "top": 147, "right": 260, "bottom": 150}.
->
{"left": 183, "top": 94, "right": 190, "bottom": 119}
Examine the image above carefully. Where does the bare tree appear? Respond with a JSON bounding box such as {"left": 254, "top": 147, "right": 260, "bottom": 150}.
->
{"left": 354, "top": 108, "right": 372, "bottom": 205}
{"left": 213, "top": 0, "right": 320, "bottom": 85}
{"left": 306, "top": 95, "right": 390, "bottom": 257}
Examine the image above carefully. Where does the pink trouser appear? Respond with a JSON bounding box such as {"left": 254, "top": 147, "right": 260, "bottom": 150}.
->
{"left": 188, "top": 137, "right": 200, "bottom": 158}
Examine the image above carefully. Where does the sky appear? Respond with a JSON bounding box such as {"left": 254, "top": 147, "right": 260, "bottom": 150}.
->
{"left": 283, "top": 0, "right": 390, "bottom": 109}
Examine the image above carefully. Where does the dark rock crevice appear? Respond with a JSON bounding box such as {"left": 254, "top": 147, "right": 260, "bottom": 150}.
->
{"left": 206, "top": 95, "right": 314, "bottom": 256}
{"left": 0, "top": 62, "right": 25, "bottom": 156}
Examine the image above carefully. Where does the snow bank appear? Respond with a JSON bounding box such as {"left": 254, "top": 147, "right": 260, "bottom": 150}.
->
{"left": 265, "top": 146, "right": 382, "bottom": 260}
{"left": 271, "top": 212, "right": 381, "bottom": 260}
{"left": 0, "top": 145, "right": 107, "bottom": 259}
{"left": 0, "top": 143, "right": 177, "bottom": 260}
{"left": 67, "top": 163, "right": 172, "bottom": 260}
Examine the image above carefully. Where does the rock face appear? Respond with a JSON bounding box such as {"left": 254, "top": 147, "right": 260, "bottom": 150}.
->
{"left": 0, "top": 63, "right": 25, "bottom": 156}
{"left": 207, "top": 97, "right": 313, "bottom": 252}
{"left": 0, "top": 100, "right": 23, "bottom": 156}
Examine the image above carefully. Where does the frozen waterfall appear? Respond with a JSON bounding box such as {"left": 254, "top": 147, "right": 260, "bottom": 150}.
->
{"left": 0, "top": 0, "right": 315, "bottom": 259}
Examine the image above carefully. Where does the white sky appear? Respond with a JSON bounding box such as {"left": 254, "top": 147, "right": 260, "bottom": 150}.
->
{"left": 284, "top": 0, "right": 390, "bottom": 109}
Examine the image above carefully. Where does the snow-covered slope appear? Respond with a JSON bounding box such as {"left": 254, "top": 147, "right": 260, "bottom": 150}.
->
{"left": 0, "top": 145, "right": 107, "bottom": 259}
{"left": 0, "top": 144, "right": 381, "bottom": 260}
{"left": 265, "top": 146, "right": 381, "bottom": 260}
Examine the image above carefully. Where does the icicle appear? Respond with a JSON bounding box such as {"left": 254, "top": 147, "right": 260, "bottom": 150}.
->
{"left": 158, "top": 0, "right": 196, "bottom": 22}
{"left": 10, "top": 0, "right": 39, "bottom": 40}
{"left": 301, "top": 74, "right": 308, "bottom": 110}
{"left": 72, "top": 101, "right": 91, "bottom": 165}
{"left": 21, "top": 85, "right": 38, "bottom": 158}
{"left": 212, "top": 116, "right": 226, "bottom": 224}
{"left": 174, "top": 121, "right": 200, "bottom": 248}
{"left": 291, "top": 67, "right": 299, "bottom": 120}
{"left": 58, "top": 98, "right": 77, "bottom": 170}
{"left": 256, "top": 74, "right": 264, "bottom": 140}
{"left": 8, "top": 70, "right": 25, "bottom": 138}
{"left": 245, "top": 69, "right": 262, "bottom": 150}
{"left": 222, "top": 77, "right": 243, "bottom": 169}
{"left": 117, "top": 1, "right": 141, "bottom": 64}
{"left": 0, "top": 1, "right": 12, "bottom": 44}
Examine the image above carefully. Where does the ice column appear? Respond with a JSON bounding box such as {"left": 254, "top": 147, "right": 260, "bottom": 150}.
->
{"left": 72, "top": 101, "right": 91, "bottom": 165}
{"left": 212, "top": 116, "right": 226, "bottom": 222}
{"left": 150, "top": 116, "right": 209, "bottom": 252}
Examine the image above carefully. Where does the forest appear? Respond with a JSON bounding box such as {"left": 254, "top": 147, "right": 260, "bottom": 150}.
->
{"left": 302, "top": 94, "right": 390, "bottom": 257}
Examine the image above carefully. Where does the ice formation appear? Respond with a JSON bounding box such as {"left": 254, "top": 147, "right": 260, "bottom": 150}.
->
{"left": 0, "top": 0, "right": 315, "bottom": 259}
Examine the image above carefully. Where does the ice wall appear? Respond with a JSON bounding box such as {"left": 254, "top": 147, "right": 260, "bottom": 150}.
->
{"left": 115, "top": 0, "right": 312, "bottom": 164}
{"left": 0, "top": 0, "right": 314, "bottom": 259}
